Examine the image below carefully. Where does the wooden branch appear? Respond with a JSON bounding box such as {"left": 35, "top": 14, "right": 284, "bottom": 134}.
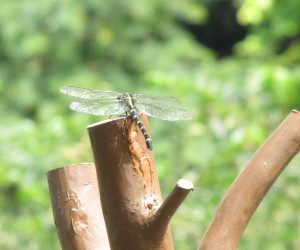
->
{"left": 149, "top": 179, "right": 194, "bottom": 243}
{"left": 88, "top": 115, "right": 192, "bottom": 250}
{"left": 199, "top": 110, "right": 300, "bottom": 250}
{"left": 47, "top": 163, "right": 110, "bottom": 250}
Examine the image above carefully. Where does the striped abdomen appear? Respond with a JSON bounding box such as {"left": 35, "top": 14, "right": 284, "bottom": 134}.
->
{"left": 130, "top": 109, "right": 153, "bottom": 150}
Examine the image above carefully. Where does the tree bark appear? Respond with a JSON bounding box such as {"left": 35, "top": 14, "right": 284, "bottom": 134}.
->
{"left": 88, "top": 115, "right": 193, "bottom": 250}
{"left": 47, "top": 163, "right": 110, "bottom": 250}
{"left": 199, "top": 110, "right": 300, "bottom": 250}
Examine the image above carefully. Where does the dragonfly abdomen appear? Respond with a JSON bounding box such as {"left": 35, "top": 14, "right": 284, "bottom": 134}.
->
{"left": 129, "top": 109, "right": 153, "bottom": 150}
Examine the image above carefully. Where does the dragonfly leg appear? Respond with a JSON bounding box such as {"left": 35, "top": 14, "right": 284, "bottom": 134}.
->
{"left": 119, "top": 115, "right": 126, "bottom": 136}
{"left": 120, "top": 111, "right": 131, "bottom": 135}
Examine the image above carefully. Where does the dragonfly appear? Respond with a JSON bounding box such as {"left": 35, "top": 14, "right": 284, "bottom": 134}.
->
{"left": 60, "top": 86, "right": 192, "bottom": 150}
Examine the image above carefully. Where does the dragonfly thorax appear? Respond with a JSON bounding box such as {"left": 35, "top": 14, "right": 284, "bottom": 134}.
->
{"left": 118, "top": 93, "right": 135, "bottom": 111}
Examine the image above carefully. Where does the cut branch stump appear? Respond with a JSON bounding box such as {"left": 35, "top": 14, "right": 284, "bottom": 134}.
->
{"left": 88, "top": 115, "right": 193, "bottom": 250}
{"left": 47, "top": 163, "right": 110, "bottom": 250}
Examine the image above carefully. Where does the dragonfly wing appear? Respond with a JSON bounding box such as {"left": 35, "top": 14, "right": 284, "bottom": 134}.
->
{"left": 132, "top": 93, "right": 181, "bottom": 108}
{"left": 60, "top": 86, "right": 121, "bottom": 99}
{"left": 69, "top": 99, "right": 126, "bottom": 116}
{"left": 135, "top": 103, "right": 192, "bottom": 121}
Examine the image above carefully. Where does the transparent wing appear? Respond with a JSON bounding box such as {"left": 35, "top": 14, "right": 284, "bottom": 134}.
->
{"left": 135, "top": 102, "right": 192, "bottom": 121}
{"left": 132, "top": 93, "right": 181, "bottom": 108}
{"left": 69, "top": 99, "right": 126, "bottom": 116}
{"left": 60, "top": 86, "right": 121, "bottom": 99}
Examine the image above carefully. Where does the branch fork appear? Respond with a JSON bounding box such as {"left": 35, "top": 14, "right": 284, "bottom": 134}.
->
{"left": 88, "top": 115, "right": 193, "bottom": 250}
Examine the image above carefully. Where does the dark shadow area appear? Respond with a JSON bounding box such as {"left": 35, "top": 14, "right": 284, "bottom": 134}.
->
{"left": 177, "top": 0, "right": 248, "bottom": 57}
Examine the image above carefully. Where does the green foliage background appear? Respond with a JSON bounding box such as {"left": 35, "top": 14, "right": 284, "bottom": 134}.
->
{"left": 1, "top": 0, "right": 300, "bottom": 249}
